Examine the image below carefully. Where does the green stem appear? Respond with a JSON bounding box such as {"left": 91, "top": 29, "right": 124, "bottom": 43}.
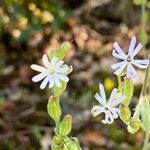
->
{"left": 143, "top": 131, "right": 150, "bottom": 150}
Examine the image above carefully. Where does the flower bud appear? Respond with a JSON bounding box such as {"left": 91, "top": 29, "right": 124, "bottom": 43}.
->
{"left": 64, "top": 137, "right": 81, "bottom": 150}
{"left": 58, "top": 114, "right": 72, "bottom": 136}
{"left": 127, "top": 117, "right": 141, "bottom": 134}
{"left": 47, "top": 96, "right": 61, "bottom": 122}
{"left": 120, "top": 104, "right": 131, "bottom": 123}
{"left": 49, "top": 42, "right": 69, "bottom": 60}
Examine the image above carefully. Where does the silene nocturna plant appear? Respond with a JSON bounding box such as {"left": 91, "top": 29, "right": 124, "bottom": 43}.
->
{"left": 31, "top": 43, "right": 81, "bottom": 150}
{"left": 31, "top": 2, "right": 150, "bottom": 150}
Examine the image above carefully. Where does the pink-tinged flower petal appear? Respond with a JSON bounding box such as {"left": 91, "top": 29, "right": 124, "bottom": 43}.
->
{"left": 95, "top": 93, "right": 106, "bottom": 106}
{"left": 107, "top": 95, "right": 126, "bottom": 107}
{"left": 99, "top": 83, "right": 106, "bottom": 103}
{"left": 113, "top": 42, "right": 127, "bottom": 59}
{"left": 131, "top": 43, "right": 142, "bottom": 57}
{"left": 91, "top": 105, "right": 104, "bottom": 117}
{"left": 42, "top": 54, "right": 50, "bottom": 68}
{"left": 113, "top": 61, "right": 127, "bottom": 75}
{"left": 126, "top": 63, "right": 139, "bottom": 80}
{"left": 128, "top": 36, "right": 136, "bottom": 55}
{"left": 132, "top": 59, "right": 149, "bottom": 69}
{"left": 109, "top": 88, "right": 118, "bottom": 102}
{"left": 40, "top": 76, "right": 49, "bottom": 89}
{"left": 32, "top": 73, "right": 46, "bottom": 82}
{"left": 31, "top": 64, "right": 46, "bottom": 72}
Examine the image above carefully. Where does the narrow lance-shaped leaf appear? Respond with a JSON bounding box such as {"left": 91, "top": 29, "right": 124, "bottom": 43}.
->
{"left": 140, "top": 96, "right": 150, "bottom": 131}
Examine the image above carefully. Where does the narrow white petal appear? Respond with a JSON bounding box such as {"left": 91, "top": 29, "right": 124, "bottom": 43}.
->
{"left": 102, "top": 111, "right": 114, "bottom": 124}
{"left": 112, "top": 49, "right": 126, "bottom": 60}
{"left": 32, "top": 73, "right": 46, "bottom": 82}
{"left": 50, "top": 57, "right": 59, "bottom": 66}
{"left": 42, "top": 54, "right": 50, "bottom": 68}
{"left": 55, "top": 60, "right": 64, "bottom": 70}
{"left": 107, "top": 95, "right": 126, "bottom": 107}
{"left": 56, "top": 74, "right": 69, "bottom": 83}
{"left": 91, "top": 105, "right": 104, "bottom": 117}
{"left": 113, "top": 42, "right": 127, "bottom": 59}
{"left": 31, "top": 64, "right": 46, "bottom": 72}
{"left": 99, "top": 83, "right": 106, "bottom": 103}
{"left": 58, "top": 65, "right": 71, "bottom": 74}
{"left": 109, "top": 88, "right": 118, "bottom": 102}
{"left": 54, "top": 77, "right": 61, "bottom": 87}
{"left": 113, "top": 61, "right": 127, "bottom": 75}
{"left": 128, "top": 36, "right": 136, "bottom": 55}
{"left": 126, "top": 63, "right": 139, "bottom": 80}
{"left": 111, "top": 61, "right": 126, "bottom": 70}
{"left": 40, "top": 76, "right": 49, "bottom": 89}
{"left": 131, "top": 43, "right": 142, "bottom": 57}
{"left": 95, "top": 93, "right": 106, "bottom": 106}
{"left": 132, "top": 59, "right": 149, "bottom": 69}
{"left": 111, "top": 108, "right": 121, "bottom": 119}
{"left": 48, "top": 77, "right": 54, "bottom": 88}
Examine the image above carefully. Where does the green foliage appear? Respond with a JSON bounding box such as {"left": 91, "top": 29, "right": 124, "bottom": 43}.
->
{"left": 133, "top": 0, "right": 147, "bottom": 5}
{"left": 127, "top": 117, "right": 141, "bottom": 134}
{"left": 120, "top": 104, "right": 131, "bottom": 123}
{"left": 58, "top": 114, "right": 72, "bottom": 136}
{"left": 47, "top": 96, "right": 62, "bottom": 123}
{"left": 141, "top": 96, "right": 150, "bottom": 131}
{"left": 49, "top": 42, "right": 70, "bottom": 60}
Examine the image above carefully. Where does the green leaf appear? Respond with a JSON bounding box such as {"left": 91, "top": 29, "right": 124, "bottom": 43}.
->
{"left": 122, "top": 79, "right": 134, "bottom": 105}
{"left": 58, "top": 114, "right": 72, "bottom": 136}
{"left": 133, "top": 0, "right": 147, "bottom": 5}
{"left": 49, "top": 42, "right": 69, "bottom": 60}
{"left": 141, "top": 96, "right": 150, "bottom": 131}
{"left": 47, "top": 96, "right": 62, "bottom": 123}
{"left": 140, "top": 30, "right": 149, "bottom": 46}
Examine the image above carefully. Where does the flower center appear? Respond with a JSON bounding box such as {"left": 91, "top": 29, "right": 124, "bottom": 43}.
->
{"left": 104, "top": 107, "right": 109, "bottom": 111}
{"left": 48, "top": 68, "right": 56, "bottom": 75}
{"left": 126, "top": 55, "right": 132, "bottom": 62}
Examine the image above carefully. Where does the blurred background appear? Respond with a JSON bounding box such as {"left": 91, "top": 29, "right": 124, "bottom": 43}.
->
{"left": 0, "top": 0, "right": 150, "bottom": 150}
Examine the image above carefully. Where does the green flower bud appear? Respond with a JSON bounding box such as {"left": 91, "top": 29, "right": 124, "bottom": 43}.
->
{"left": 49, "top": 42, "right": 69, "bottom": 60}
{"left": 127, "top": 117, "right": 141, "bottom": 134}
{"left": 58, "top": 114, "right": 72, "bottom": 136}
{"left": 47, "top": 96, "right": 61, "bottom": 122}
{"left": 120, "top": 104, "right": 131, "bottom": 123}
{"left": 51, "top": 136, "right": 64, "bottom": 150}
{"left": 64, "top": 137, "right": 81, "bottom": 150}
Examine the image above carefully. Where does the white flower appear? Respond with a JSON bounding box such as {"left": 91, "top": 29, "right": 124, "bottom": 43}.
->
{"left": 91, "top": 83, "right": 126, "bottom": 124}
{"left": 31, "top": 54, "right": 72, "bottom": 89}
{"left": 111, "top": 36, "right": 149, "bottom": 80}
